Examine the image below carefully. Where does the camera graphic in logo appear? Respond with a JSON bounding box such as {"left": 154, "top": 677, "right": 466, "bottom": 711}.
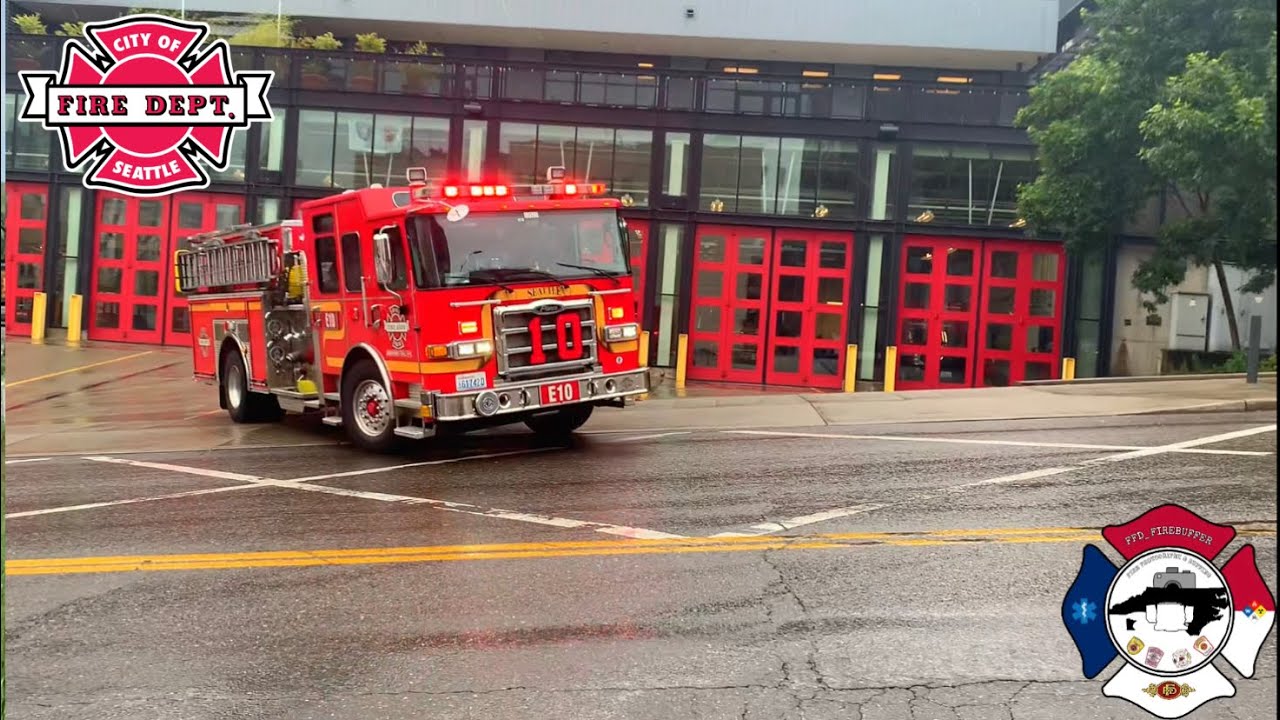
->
{"left": 1154, "top": 567, "right": 1196, "bottom": 590}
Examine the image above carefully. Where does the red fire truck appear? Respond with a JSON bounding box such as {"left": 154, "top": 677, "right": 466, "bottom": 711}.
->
{"left": 177, "top": 167, "right": 648, "bottom": 452}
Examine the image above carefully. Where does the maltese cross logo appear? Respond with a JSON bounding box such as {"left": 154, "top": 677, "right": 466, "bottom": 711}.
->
{"left": 16, "top": 14, "right": 273, "bottom": 196}
{"left": 1062, "top": 505, "right": 1275, "bottom": 718}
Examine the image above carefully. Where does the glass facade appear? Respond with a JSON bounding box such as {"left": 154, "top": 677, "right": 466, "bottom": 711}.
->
{"left": 296, "top": 110, "right": 450, "bottom": 189}
{"left": 699, "top": 134, "right": 863, "bottom": 218}
{"left": 907, "top": 145, "right": 1035, "bottom": 226}
{"left": 5, "top": 92, "right": 51, "bottom": 171}
{"left": 497, "top": 122, "right": 653, "bottom": 206}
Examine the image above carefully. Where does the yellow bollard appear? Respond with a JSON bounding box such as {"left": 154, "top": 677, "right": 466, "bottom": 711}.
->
{"left": 638, "top": 331, "right": 651, "bottom": 401}
{"left": 67, "top": 294, "right": 84, "bottom": 347}
{"left": 31, "top": 292, "right": 48, "bottom": 345}
{"left": 675, "top": 333, "right": 689, "bottom": 389}
{"left": 1061, "top": 357, "right": 1076, "bottom": 381}
{"left": 842, "top": 344, "right": 859, "bottom": 393}
{"left": 883, "top": 345, "right": 897, "bottom": 393}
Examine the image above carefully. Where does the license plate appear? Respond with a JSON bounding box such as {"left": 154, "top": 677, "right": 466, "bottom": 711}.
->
{"left": 455, "top": 371, "right": 487, "bottom": 392}
{"left": 539, "top": 380, "right": 580, "bottom": 406}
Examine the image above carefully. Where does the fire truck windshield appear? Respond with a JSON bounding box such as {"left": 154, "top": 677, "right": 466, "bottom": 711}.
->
{"left": 409, "top": 209, "right": 630, "bottom": 289}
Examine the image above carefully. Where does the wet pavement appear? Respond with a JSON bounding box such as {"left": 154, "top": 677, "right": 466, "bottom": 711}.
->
{"left": 4, "top": 406, "right": 1277, "bottom": 720}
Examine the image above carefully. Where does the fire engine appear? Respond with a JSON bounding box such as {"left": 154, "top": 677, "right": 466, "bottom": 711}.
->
{"left": 177, "top": 166, "right": 649, "bottom": 452}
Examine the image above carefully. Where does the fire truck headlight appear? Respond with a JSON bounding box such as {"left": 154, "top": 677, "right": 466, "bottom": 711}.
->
{"left": 605, "top": 323, "right": 639, "bottom": 342}
{"left": 447, "top": 339, "right": 494, "bottom": 359}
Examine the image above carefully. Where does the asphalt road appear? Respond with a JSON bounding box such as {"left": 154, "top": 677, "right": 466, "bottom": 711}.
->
{"left": 4, "top": 410, "right": 1277, "bottom": 720}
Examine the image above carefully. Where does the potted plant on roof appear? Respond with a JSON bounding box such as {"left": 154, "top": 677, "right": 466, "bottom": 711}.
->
{"left": 295, "top": 32, "right": 342, "bottom": 90}
{"left": 350, "top": 32, "right": 386, "bottom": 92}
{"left": 227, "top": 15, "right": 294, "bottom": 48}
{"left": 55, "top": 21, "right": 85, "bottom": 37}
{"left": 401, "top": 40, "right": 444, "bottom": 95}
{"left": 11, "top": 14, "right": 48, "bottom": 72}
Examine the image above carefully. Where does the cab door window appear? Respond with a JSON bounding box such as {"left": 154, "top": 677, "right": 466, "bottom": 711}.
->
{"left": 382, "top": 225, "right": 410, "bottom": 291}
{"left": 312, "top": 213, "right": 340, "bottom": 293}
{"left": 340, "top": 232, "right": 364, "bottom": 292}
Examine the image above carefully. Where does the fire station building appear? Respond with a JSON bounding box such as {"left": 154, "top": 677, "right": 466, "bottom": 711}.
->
{"left": 5, "top": 0, "right": 1139, "bottom": 389}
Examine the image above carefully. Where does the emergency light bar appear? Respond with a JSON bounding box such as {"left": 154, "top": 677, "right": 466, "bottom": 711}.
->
{"left": 434, "top": 181, "right": 607, "bottom": 200}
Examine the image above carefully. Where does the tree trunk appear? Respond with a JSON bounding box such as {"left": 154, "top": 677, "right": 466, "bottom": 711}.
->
{"left": 1213, "top": 259, "right": 1242, "bottom": 351}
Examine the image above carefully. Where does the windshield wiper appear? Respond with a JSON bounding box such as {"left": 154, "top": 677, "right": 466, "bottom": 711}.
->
{"left": 555, "top": 262, "right": 623, "bottom": 284}
{"left": 466, "top": 269, "right": 516, "bottom": 292}
{"left": 499, "top": 267, "right": 571, "bottom": 289}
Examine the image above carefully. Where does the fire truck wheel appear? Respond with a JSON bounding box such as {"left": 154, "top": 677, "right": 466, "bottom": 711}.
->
{"left": 341, "top": 359, "right": 398, "bottom": 452}
{"left": 221, "top": 351, "right": 282, "bottom": 423}
{"left": 524, "top": 404, "right": 594, "bottom": 437}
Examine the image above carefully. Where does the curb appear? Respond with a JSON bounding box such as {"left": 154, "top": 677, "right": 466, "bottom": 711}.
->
{"left": 1022, "top": 372, "right": 1277, "bottom": 386}
{"left": 1129, "top": 399, "right": 1278, "bottom": 415}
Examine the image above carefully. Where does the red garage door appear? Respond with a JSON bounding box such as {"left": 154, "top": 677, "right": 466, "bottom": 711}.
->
{"left": 894, "top": 235, "right": 1066, "bottom": 389}
{"left": 3, "top": 183, "right": 50, "bottom": 335}
{"left": 89, "top": 192, "right": 245, "bottom": 345}
{"left": 687, "top": 225, "right": 854, "bottom": 388}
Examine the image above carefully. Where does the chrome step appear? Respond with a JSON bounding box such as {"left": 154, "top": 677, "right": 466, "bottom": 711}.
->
{"left": 393, "top": 426, "right": 429, "bottom": 439}
{"left": 321, "top": 416, "right": 343, "bottom": 427}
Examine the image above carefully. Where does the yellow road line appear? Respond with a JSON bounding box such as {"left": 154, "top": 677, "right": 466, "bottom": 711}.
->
{"left": 7, "top": 351, "right": 156, "bottom": 387}
{"left": 0, "top": 530, "right": 1097, "bottom": 576}
{"left": 7, "top": 527, "right": 1271, "bottom": 577}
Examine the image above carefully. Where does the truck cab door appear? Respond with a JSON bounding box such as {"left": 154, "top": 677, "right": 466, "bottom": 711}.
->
{"left": 369, "top": 222, "right": 420, "bottom": 372}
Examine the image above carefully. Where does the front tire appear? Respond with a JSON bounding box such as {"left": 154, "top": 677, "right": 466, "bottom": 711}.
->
{"left": 341, "top": 359, "right": 398, "bottom": 453}
{"left": 524, "top": 404, "right": 594, "bottom": 438}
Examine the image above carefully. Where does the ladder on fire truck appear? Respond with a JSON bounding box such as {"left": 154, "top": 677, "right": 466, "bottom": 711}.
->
{"left": 174, "top": 222, "right": 289, "bottom": 293}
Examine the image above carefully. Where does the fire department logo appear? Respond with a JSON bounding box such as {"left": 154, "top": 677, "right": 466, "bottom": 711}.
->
{"left": 1063, "top": 505, "right": 1275, "bottom": 718}
{"left": 384, "top": 305, "right": 410, "bottom": 351}
{"left": 16, "top": 14, "right": 273, "bottom": 196}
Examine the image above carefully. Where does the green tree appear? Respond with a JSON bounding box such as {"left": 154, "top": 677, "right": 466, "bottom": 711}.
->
{"left": 1016, "top": 0, "right": 1278, "bottom": 349}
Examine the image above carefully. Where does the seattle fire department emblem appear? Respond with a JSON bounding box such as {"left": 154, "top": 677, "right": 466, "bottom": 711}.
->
{"left": 384, "top": 305, "right": 410, "bottom": 352}
{"left": 1063, "top": 505, "right": 1274, "bottom": 718}
{"left": 16, "top": 14, "right": 273, "bottom": 196}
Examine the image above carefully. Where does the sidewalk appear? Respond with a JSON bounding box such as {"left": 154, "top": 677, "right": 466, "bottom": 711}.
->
{"left": 3, "top": 337, "right": 1275, "bottom": 455}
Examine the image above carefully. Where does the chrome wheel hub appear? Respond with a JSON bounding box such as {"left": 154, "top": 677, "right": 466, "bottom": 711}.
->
{"left": 353, "top": 380, "right": 391, "bottom": 437}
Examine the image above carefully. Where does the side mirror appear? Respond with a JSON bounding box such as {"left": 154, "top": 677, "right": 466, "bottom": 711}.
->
{"left": 446, "top": 204, "right": 470, "bottom": 223}
{"left": 372, "top": 230, "right": 393, "bottom": 286}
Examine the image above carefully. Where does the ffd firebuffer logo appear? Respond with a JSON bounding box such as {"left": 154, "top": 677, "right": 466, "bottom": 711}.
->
{"left": 16, "top": 14, "right": 274, "bottom": 196}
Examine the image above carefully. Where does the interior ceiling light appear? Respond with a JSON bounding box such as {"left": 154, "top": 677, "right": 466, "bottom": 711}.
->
{"left": 937, "top": 75, "right": 972, "bottom": 84}
{"left": 802, "top": 70, "right": 829, "bottom": 78}
{"left": 637, "top": 62, "right": 654, "bottom": 68}
{"left": 873, "top": 73, "right": 902, "bottom": 81}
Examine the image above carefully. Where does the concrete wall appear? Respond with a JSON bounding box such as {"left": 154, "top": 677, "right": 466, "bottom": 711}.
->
{"left": 31, "top": 0, "right": 1059, "bottom": 69}
{"left": 1111, "top": 243, "right": 1277, "bottom": 374}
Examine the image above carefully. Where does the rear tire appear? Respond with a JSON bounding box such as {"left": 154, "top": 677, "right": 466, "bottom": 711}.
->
{"left": 341, "top": 359, "right": 398, "bottom": 453}
{"left": 524, "top": 404, "right": 594, "bottom": 438}
{"left": 222, "top": 351, "right": 282, "bottom": 423}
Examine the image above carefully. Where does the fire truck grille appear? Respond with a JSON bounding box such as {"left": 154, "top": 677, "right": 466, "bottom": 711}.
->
{"left": 496, "top": 301, "right": 597, "bottom": 380}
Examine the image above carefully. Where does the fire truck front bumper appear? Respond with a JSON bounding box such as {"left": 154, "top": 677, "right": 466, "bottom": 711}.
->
{"left": 427, "top": 369, "right": 650, "bottom": 422}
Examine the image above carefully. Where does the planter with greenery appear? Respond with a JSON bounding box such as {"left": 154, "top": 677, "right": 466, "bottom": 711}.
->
{"left": 10, "top": 14, "right": 47, "bottom": 71}
{"left": 349, "top": 32, "right": 386, "bottom": 92}
{"left": 294, "top": 32, "right": 342, "bottom": 90}
{"left": 54, "top": 21, "right": 85, "bottom": 37}
{"left": 227, "top": 15, "right": 294, "bottom": 48}
{"left": 401, "top": 40, "right": 444, "bottom": 94}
